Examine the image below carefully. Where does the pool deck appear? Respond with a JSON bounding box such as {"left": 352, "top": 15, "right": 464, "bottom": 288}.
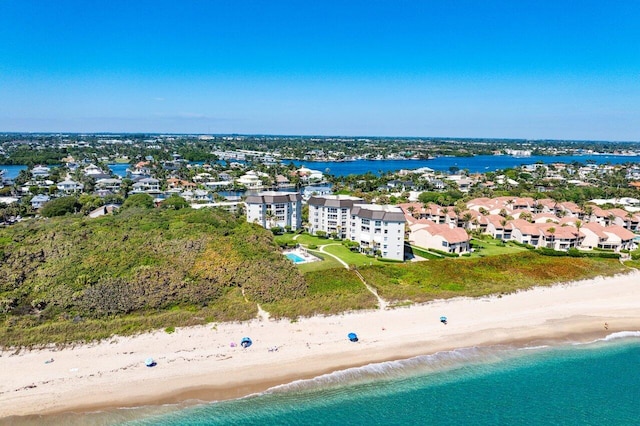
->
{"left": 283, "top": 248, "right": 321, "bottom": 264}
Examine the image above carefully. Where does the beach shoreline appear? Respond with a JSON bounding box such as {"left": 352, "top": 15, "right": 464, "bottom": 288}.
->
{"left": 2, "top": 271, "right": 639, "bottom": 420}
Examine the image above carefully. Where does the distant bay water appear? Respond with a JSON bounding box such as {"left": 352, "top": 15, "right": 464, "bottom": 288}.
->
{"left": 0, "top": 164, "right": 27, "bottom": 179}
{"left": 47, "top": 334, "right": 640, "bottom": 425}
{"left": 3, "top": 154, "right": 639, "bottom": 181}
{"left": 289, "top": 154, "right": 640, "bottom": 176}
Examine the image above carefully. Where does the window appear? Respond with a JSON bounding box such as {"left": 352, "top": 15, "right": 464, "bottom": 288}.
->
{"left": 442, "top": 241, "right": 449, "bottom": 247}
{"left": 375, "top": 220, "right": 382, "bottom": 227}
{"left": 384, "top": 229, "right": 388, "bottom": 234}
{"left": 362, "top": 219, "right": 370, "bottom": 225}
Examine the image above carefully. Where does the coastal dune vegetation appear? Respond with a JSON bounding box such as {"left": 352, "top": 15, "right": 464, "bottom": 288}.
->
{"left": 0, "top": 206, "right": 631, "bottom": 347}
{"left": 0, "top": 207, "right": 305, "bottom": 347}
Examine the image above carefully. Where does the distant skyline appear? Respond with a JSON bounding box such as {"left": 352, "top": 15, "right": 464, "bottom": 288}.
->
{"left": 1, "top": 1, "right": 639, "bottom": 141}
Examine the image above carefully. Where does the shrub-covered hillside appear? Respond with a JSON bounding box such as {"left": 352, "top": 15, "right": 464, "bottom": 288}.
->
{"left": 0, "top": 208, "right": 305, "bottom": 346}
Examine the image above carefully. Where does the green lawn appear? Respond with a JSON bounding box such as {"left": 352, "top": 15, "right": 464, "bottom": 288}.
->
{"left": 468, "top": 237, "right": 528, "bottom": 258}
{"left": 297, "top": 250, "right": 344, "bottom": 272}
{"left": 322, "top": 244, "right": 385, "bottom": 267}
{"left": 276, "top": 233, "right": 385, "bottom": 271}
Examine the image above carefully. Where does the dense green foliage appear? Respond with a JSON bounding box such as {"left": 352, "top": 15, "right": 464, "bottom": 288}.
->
{"left": 122, "top": 193, "right": 155, "bottom": 209}
{"left": 41, "top": 196, "right": 81, "bottom": 217}
{"left": 0, "top": 208, "right": 305, "bottom": 346}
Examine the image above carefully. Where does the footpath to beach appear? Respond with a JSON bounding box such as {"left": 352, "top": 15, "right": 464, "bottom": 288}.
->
{"left": 1, "top": 271, "right": 639, "bottom": 419}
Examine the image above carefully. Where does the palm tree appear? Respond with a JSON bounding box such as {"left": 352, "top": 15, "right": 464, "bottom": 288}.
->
{"left": 461, "top": 212, "right": 473, "bottom": 230}
{"left": 547, "top": 227, "right": 556, "bottom": 249}
{"left": 265, "top": 209, "right": 276, "bottom": 228}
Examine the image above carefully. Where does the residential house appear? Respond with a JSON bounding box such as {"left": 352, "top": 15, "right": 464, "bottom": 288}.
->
{"left": 31, "top": 165, "right": 50, "bottom": 178}
{"left": 95, "top": 178, "right": 122, "bottom": 192}
{"left": 57, "top": 179, "right": 84, "bottom": 194}
{"left": 30, "top": 194, "right": 51, "bottom": 209}
{"left": 237, "top": 171, "right": 265, "bottom": 189}
{"left": 132, "top": 178, "right": 160, "bottom": 192}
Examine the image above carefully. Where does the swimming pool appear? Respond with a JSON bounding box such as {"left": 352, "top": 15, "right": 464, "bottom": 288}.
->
{"left": 285, "top": 253, "right": 306, "bottom": 263}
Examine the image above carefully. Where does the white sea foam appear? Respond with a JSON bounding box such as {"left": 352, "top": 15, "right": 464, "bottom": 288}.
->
{"left": 264, "top": 345, "right": 517, "bottom": 395}
{"left": 599, "top": 330, "right": 640, "bottom": 341}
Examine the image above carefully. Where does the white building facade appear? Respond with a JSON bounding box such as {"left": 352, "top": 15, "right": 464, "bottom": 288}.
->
{"left": 350, "top": 204, "right": 406, "bottom": 261}
{"left": 307, "top": 195, "right": 363, "bottom": 239}
{"left": 245, "top": 191, "right": 302, "bottom": 231}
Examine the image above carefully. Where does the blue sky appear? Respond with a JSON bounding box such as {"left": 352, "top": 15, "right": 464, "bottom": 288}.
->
{"left": 1, "top": 1, "right": 639, "bottom": 140}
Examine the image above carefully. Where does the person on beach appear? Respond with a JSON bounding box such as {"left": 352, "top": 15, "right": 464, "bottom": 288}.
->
{"left": 604, "top": 322, "right": 609, "bottom": 330}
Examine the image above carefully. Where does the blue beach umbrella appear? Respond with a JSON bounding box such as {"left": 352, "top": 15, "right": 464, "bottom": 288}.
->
{"left": 241, "top": 337, "right": 253, "bottom": 348}
{"left": 145, "top": 357, "right": 156, "bottom": 367}
{"left": 348, "top": 332, "right": 358, "bottom": 342}
{"left": 440, "top": 316, "right": 448, "bottom": 323}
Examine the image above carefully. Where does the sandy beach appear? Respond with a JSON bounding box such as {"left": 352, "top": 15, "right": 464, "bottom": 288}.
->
{"left": 1, "top": 271, "right": 639, "bottom": 419}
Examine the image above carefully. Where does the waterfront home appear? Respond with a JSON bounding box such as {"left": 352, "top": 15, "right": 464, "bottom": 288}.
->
{"left": 276, "top": 175, "right": 293, "bottom": 188}
{"left": 95, "top": 178, "right": 122, "bottom": 192}
{"left": 349, "top": 204, "right": 406, "bottom": 261}
{"left": 237, "top": 170, "right": 265, "bottom": 189}
{"left": 166, "top": 178, "right": 197, "bottom": 190}
{"left": 30, "top": 194, "right": 51, "bottom": 209}
{"left": 132, "top": 178, "right": 160, "bottom": 192}
{"left": 302, "top": 185, "right": 333, "bottom": 201}
{"left": 57, "top": 179, "right": 84, "bottom": 194}
{"left": 308, "top": 195, "right": 363, "bottom": 238}
{"left": 31, "top": 165, "right": 50, "bottom": 178}
{"left": 83, "top": 164, "right": 103, "bottom": 176}
{"left": 245, "top": 191, "right": 302, "bottom": 231}
{"left": 294, "top": 166, "right": 324, "bottom": 183}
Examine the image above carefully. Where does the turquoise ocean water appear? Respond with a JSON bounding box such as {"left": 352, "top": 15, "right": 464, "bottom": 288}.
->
{"left": 34, "top": 333, "right": 639, "bottom": 426}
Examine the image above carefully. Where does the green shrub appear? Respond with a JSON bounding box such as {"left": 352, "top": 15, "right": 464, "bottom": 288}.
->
{"left": 41, "top": 196, "right": 80, "bottom": 217}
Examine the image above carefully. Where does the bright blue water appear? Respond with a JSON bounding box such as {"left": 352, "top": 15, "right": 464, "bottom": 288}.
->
{"left": 7, "top": 154, "right": 640, "bottom": 181}
{"left": 289, "top": 154, "right": 640, "bottom": 176}
{"left": 285, "top": 253, "right": 305, "bottom": 263}
{"left": 0, "top": 164, "right": 27, "bottom": 179}
{"left": 118, "top": 334, "right": 639, "bottom": 426}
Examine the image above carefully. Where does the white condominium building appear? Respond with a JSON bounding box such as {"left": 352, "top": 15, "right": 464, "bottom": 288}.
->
{"left": 350, "top": 204, "right": 406, "bottom": 261}
{"left": 308, "top": 195, "right": 406, "bottom": 261}
{"left": 307, "top": 195, "right": 364, "bottom": 239}
{"left": 245, "top": 191, "right": 302, "bottom": 230}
